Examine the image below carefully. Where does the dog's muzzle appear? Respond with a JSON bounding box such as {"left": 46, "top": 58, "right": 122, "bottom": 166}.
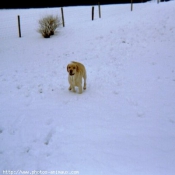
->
{"left": 69, "top": 70, "right": 74, "bottom": 76}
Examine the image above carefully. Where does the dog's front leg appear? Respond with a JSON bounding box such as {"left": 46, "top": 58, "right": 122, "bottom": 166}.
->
{"left": 78, "top": 85, "right": 83, "bottom": 94}
{"left": 72, "top": 86, "right": 76, "bottom": 92}
{"left": 69, "top": 85, "right": 76, "bottom": 92}
{"left": 68, "top": 77, "right": 76, "bottom": 92}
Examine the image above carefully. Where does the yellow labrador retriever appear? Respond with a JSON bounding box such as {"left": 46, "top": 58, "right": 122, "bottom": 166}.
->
{"left": 67, "top": 61, "right": 87, "bottom": 94}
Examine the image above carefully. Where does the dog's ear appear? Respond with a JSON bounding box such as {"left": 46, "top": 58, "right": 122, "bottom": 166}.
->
{"left": 67, "top": 64, "right": 69, "bottom": 72}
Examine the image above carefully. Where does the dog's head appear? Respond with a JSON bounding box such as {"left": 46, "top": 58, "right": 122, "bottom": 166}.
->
{"left": 67, "top": 62, "right": 78, "bottom": 76}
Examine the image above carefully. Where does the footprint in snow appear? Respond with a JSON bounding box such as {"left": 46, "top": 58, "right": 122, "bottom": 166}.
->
{"left": 44, "top": 130, "right": 55, "bottom": 145}
{"left": 46, "top": 118, "right": 53, "bottom": 126}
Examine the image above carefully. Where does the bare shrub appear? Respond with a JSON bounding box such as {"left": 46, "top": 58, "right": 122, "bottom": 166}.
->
{"left": 38, "top": 15, "right": 61, "bottom": 38}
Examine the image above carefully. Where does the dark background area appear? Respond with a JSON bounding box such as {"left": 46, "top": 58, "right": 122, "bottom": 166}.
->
{"left": 0, "top": 0, "right": 155, "bottom": 9}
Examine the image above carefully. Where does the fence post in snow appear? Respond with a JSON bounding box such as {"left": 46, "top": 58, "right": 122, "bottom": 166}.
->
{"left": 131, "top": 0, "right": 133, "bottom": 11}
{"left": 92, "top": 6, "right": 94, "bottom": 20}
{"left": 61, "top": 7, "right": 65, "bottom": 27}
{"left": 17, "top": 15, "right": 21, "bottom": 38}
{"left": 98, "top": 2, "right": 101, "bottom": 18}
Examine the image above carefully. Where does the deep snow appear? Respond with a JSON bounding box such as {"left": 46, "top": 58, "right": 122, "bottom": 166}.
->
{"left": 0, "top": 1, "right": 175, "bottom": 175}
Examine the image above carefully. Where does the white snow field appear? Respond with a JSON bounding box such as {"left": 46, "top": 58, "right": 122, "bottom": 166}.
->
{"left": 0, "top": 1, "right": 175, "bottom": 175}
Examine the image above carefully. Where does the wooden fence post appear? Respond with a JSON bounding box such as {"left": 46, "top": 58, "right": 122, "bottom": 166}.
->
{"left": 92, "top": 6, "right": 94, "bottom": 20}
{"left": 17, "top": 15, "right": 21, "bottom": 38}
{"left": 98, "top": 2, "right": 101, "bottom": 18}
{"left": 61, "top": 7, "right": 65, "bottom": 27}
{"left": 131, "top": 0, "right": 133, "bottom": 11}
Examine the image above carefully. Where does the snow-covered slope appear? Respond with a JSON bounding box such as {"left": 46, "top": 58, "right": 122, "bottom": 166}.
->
{"left": 0, "top": 1, "right": 175, "bottom": 175}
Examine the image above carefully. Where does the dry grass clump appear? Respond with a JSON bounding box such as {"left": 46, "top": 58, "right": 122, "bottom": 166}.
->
{"left": 38, "top": 15, "right": 61, "bottom": 38}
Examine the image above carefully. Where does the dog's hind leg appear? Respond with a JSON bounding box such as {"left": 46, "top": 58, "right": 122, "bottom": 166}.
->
{"left": 83, "top": 71, "right": 87, "bottom": 90}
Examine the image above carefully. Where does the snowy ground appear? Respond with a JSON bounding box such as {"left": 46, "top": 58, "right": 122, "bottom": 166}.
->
{"left": 0, "top": 1, "right": 175, "bottom": 175}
